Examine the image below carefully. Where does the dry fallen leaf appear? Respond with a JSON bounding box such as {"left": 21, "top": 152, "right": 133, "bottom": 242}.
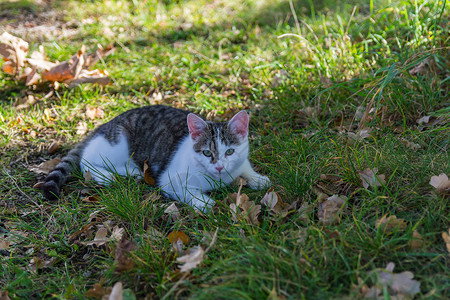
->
{"left": 85, "top": 106, "right": 105, "bottom": 120}
{"left": 359, "top": 168, "right": 386, "bottom": 189}
{"left": 0, "top": 291, "right": 11, "bottom": 300}
{"left": 42, "top": 46, "right": 85, "bottom": 82}
{"left": 82, "top": 227, "right": 109, "bottom": 246}
{"left": 69, "top": 69, "right": 110, "bottom": 88}
{"left": 108, "top": 282, "right": 123, "bottom": 300}
{"left": 0, "top": 239, "right": 10, "bottom": 250}
{"left": 114, "top": 238, "right": 136, "bottom": 272}
{"left": 84, "top": 170, "right": 93, "bottom": 182}
{"left": 417, "top": 115, "right": 430, "bottom": 125}
{"left": 0, "top": 31, "right": 29, "bottom": 74}
{"left": 228, "top": 181, "right": 261, "bottom": 225}
{"left": 442, "top": 229, "right": 450, "bottom": 253}
{"left": 29, "top": 257, "right": 44, "bottom": 274}
{"left": 82, "top": 195, "right": 100, "bottom": 203}
{"left": 429, "top": 173, "right": 450, "bottom": 196}
{"left": 76, "top": 121, "right": 88, "bottom": 135}
{"left": 47, "top": 141, "right": 60, "bottom": 154}
{"left": 110, "top": 226, "right": 125, "bottom": 241}
{"left": 143, "top": 160, "right": 156, "bottom": 186}
{"left": 146, "top": 226, "right": 163, "bottom": 239}
{"left": 86, "top": 282, "right": 108, "bottom": 299}
{"left": 177, "top": 245, "right": 205, "bottom": 273}
{"left": 261, "top": 188, "right": 280, "bottom": 210}
{"left": 375, "top": 215, "right": 407, "bottom": 233}
{"left": 164, "top": 203, "right": 181, "bottom": 221}
{"left": 29, "top": 158, "right": 61, "bottom": 175}
{"left": 1, "top": 33, "right": 113, "bottom": 88}
{"left": 347, "top": 129, "right": 371, "bottom": 141}
{"left": 409, "top": 57, "right": 438, "bottom": 76}
{"left": 409, "top": 230, "right": 424, "bottom": 250}
{"left": 366, "top": 262, "right": 421, "bottom": 298}
{"left": 167, "top": 231, "right": 190, "bottom": 244}
{"left": 318, "top": 195, "right": 347, "bottom": 224}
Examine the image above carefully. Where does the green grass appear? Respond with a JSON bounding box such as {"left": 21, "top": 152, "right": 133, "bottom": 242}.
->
{"left": 1, "top": 0, "right": 449, "bottom": 299}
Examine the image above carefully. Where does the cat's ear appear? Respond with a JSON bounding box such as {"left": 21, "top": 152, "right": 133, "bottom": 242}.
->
{"left": 228, "top": 111, "right": 249, "bottom": 140}
{"left": 187, "top": 113, "right": 207, "bottom": 140}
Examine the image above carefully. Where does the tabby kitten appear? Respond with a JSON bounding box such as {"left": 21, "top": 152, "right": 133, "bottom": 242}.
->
{"left": 42, "top": 105, "right": 270, "bottom": 210}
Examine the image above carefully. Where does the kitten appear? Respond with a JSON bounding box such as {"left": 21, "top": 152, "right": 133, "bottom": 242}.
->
{"left": 42, "top": 105, "right": 270, "bottom": 210}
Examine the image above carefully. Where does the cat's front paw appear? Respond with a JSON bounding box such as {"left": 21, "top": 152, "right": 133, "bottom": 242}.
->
{"left": 247, "top": 174, "right": 271, "bottom": 190}
{"left": 190, "top": 194, "right": 215, "bottom": 212}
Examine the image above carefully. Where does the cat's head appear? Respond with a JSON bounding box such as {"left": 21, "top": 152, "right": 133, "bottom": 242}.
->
{"left": 187, "top": 111, "right": 249, "bottom": 181}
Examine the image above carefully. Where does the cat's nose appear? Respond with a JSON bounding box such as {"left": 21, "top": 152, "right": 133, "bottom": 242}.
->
{"left": 215, "top": 166, "right": 224, "bottom": 173}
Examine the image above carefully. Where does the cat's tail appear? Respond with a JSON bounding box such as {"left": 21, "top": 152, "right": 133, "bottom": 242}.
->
{"left": 42, "top": 144, "right": 84, "bottom": 200}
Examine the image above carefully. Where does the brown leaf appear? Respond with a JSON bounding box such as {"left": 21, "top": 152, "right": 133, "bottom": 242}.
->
{"left": 0, "top": 32, "right": 29, "bottom": 75}
{"left": 26, "top": 57, "right": 56, "bottom": 71}
{"left": 83, "top": 43, "right": 115, "bottom": 69}
{"left": 0, "top": 291, "right": 11, "bottom": 300}
{"left": 68, "top": 69, "right": 110, "bottom": 88}
{"left": 164, "top": 203, "right": 181, "bottom": 221}
{"left": 69, "top": 222, "right": 96, "bottom": 241}
{"left": 410, "top": 230, "right": 424, "bottom": 250}
{"left": 167, "top": 231, "right": 190, "bottom": 244}
{"left": 228, "top": 188, "right": 261, "bottom": 225}
{"left": 177, "top": 245, "right": 205, "bottom": 272}
{"left": 41, "top": 46, "right": 85, "bottom": 82}
{"left": 0, "top": 239, "right": 10, "bottom": 250}
{"left": 409, "top": 57, "right": 437, "bottom": 76}
{"left": 86, "top": 106, "right": 105, "bottom": 120}
{"left": 442, "top": 229, "right": 450, "bottom": 253}
{"left": 84, "top": 170, "right": 93, "bottom": 182}
{"left": 375, "top": 215, "right": 407, "bottom": 233}
{"left": 318, "top": 195, "right": 347, "bottom": 224}
{"left": 241, "top": 201, "right": 261, "bottom": 225}
{"left": 29, "top": 158, "right": 61, "bottom": 175}
{"left": 115, "top": 238, "right": 136, "bottom": 272}
{"left": 417, "top": 115, "right": 430, "bottom": 125}
{"left": 172, "top": 238, "right": 184, "bottom": 255}
{"left": 82, "top": 195, "right": 100, "bottom": 203}
{"left": 143, "top": 160, "right": 156, "bottom": 186}
{"left": 358, "top": 168, "right": 386, "bottom": 189}
{"left": 146, "top": 226, "right": 163, "bottom": 239}
{"left": 82, "top": 227, "right": 109, "bottom": 246}
{"left": 261, "top": 188, "right": 280, "bottom": 210}
{"left": 29, "top": 257, "right": 43, "bottom": 274}
{"left": 2, "top": 61, "right": 15, "bottom": 75}
{"left": 429, "top": 173, "right": 450, "bottom": 195}
{"left": 369, "top": 262, "right": 421, "bottom": 298}
{"left": 76, "top": 121, "right": 88, "bottom": 135}
{"left": 110, "top": 226, "right": 125, "bottom": 241}
{"left": 86, "top": 282, "right": 108, "bottom": 298}
{"left": 47, "top": 141, "right": 60, "bottom": 154}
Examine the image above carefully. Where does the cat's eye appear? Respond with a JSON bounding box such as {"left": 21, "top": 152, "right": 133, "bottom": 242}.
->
{"left": 225, "top": 149, "right": 235, "bottom": 156}
{"left": 202, "top": 150, "right": 212, "bottom": 157}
